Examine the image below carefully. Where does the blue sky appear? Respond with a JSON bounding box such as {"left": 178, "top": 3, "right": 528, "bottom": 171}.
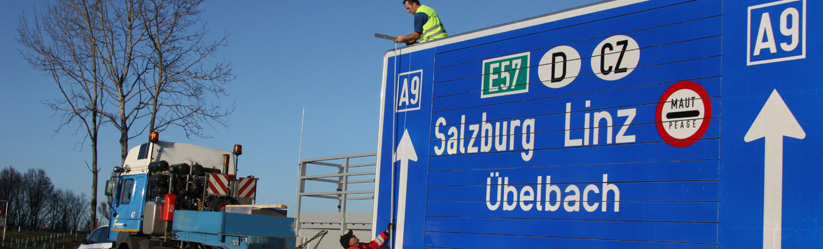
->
{"left": 0, "top": 0, "right": 600, "bottom": 215}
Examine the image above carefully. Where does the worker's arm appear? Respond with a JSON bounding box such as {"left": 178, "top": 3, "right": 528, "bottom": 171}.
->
{"left": 395, "top": 32, "right": 420, "bottom": 43}
{"left": 396, "top": 13, "right": 426, "bottom": 44}
{"left": 363, "top": 231, "right": 389, "bottom": 249}
{"left": 363, "top": 224, "right": 393, "bottom": 249}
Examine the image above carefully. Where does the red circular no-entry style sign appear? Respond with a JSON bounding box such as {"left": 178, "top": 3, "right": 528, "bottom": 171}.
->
{"left": 656, "top": 80, "right": 712, "bottom": 147}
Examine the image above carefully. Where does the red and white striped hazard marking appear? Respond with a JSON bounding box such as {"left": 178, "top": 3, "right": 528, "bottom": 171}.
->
{"left": 208, "top": 173, "right": 236, "bottom": 196}
{"left": 237, "top": 177, "right": 257, "bottom": 198}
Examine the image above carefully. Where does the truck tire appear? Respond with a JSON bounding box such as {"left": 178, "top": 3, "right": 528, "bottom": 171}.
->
{"left": 116, "top": 231, "right": 137, "bottom": 249}
{"left": 207, "top": 197, "right": 238, "bottom": 211}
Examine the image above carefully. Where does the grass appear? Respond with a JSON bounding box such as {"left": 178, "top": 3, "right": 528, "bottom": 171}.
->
{"left": 0, "top": 230, "right": 88, "bottom": 249}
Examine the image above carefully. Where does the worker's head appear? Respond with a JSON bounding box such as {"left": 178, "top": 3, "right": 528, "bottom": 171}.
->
{"left": 403, "top": 0, "right": 421, "bottom": 14}
{"left": 339, "top": 230, "right": 359, "bottom": 248}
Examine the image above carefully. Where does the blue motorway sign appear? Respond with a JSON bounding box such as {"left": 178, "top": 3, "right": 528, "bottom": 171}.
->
{"left": 374, "top": 0, "right": 821, "bottom": 248}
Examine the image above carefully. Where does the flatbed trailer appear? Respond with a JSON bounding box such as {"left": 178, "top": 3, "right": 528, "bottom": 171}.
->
{"left": 172, "top": 210, "right": 295, "bottom": 249}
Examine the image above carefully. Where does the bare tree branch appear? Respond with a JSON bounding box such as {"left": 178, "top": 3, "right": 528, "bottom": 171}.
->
{"left": 18, "top": 0, "right": 108, "bottom": 231}
{"left": 139, "top": 0, "right": 235, "bottom": 139}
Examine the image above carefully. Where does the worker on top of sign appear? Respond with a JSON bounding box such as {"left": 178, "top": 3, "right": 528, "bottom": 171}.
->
{"left": 339, "top": 223, "right": 393, "bottom": 249}
{"left": 394, "top": 0, "right": 448, "bottom": 44}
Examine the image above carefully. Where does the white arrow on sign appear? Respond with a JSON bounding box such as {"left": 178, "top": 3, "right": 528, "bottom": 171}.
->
{"left": 394, "top": 130, "right": 417, "bottom": 249}
{"left": 744, "top": 89, "right": 806, "bottom": 249}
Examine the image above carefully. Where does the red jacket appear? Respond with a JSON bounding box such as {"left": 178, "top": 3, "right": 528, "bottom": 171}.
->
{"left": 347, "top": 231, "right": 389, "bottom": 249}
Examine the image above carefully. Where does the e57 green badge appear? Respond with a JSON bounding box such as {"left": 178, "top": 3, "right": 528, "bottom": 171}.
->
{"left": 482, "top": 52, "right": 530, "bottom": 98}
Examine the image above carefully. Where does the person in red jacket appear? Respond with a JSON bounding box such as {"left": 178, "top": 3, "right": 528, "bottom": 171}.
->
{"left": 340, "top": 223, "right": 394, "bottom": 249}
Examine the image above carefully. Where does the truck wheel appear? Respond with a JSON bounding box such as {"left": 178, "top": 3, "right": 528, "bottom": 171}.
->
{"left": 207, "top": 197, "right": 238, "bottom": 211}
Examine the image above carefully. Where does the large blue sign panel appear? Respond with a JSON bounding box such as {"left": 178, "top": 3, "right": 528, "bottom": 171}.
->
{"left": 722, "top": 0, "right": 822, "bottom": 249}
{"left": 374, "top": 0, "right": 822, "bottom": 248}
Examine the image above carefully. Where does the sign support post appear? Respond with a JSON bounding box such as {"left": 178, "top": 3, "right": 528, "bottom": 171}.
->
{"left": 1, "top": 200, "right": 7, "bottom": 246}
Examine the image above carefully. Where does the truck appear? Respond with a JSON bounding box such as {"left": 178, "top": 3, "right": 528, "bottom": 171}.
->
{"left": 373, "top": 0, "right": 823, "bottom": 248}
{"left": 103, "top": 132, "right": 295, "bottom": 249}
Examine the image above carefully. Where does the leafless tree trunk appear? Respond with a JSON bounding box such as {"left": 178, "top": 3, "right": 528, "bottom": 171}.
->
{"left": 94, "top": 0, "right": 151, "bottom": 163}
{"left": 18, "top": 0, "right": 108, "bottom": 231}
{"left": 140, "top": 0, "right": 234, "bottom": 137}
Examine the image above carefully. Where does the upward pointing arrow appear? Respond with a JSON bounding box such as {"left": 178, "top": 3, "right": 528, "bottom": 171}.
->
{"left": 395, "top": 130, "right": 418, "bottom": 164}
{"left": 745, "top": 90, "right": 806, "bottom": 142}
{"left": 393, "top": 130, "right": 417, "bottom": 249}
{"left": 744, "top": 89, "right": 806, "bottom": 249}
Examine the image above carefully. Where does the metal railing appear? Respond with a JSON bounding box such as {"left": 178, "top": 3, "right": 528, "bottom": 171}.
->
{"left": 294, "top": 153, "right": 377, "bottom": 240}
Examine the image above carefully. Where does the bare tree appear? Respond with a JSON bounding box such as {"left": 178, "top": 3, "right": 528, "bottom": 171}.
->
{"left": 97, "top": 201, "right": 111, "bottom": 224}
{"left": 0, "top": 166, "right": 23, "bottom": 227}
{"left": 0, "top": 166, "right": 23, "bottom": 204}
{"left": 40, "top": 189, "right": 86, "bottom": 232}
{"left": 96, "top": 0, "right": 152, "bottom": 163}
{"left": 1, "top": 167, "right": 86, "bottom": 231}
{"left": 139, "top": 0, "right": 234, "bottom": 137}
{"left": 22, "top": 169, "right": 54, "bottom": 228}
{"left": 99, "top": 0, "right": 236, "bottom": 163}
{"left": 67, "top": 193, "right": 89, "bottom": 231}
{"left": 46, "top": 189, "right": 69, "bottom": 231}
{"left": 17, "top": 0, "right": 108, "bottom": 231}
{"left": 18, "top": 0, "right": 234, "bottom": 231}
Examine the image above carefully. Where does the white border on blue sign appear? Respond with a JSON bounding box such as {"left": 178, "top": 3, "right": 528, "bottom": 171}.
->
{"left": 395, "top": 69, "right": 424, "bottom": 113}
{"left": 746, "top": 0, "right": 806, "bottom": 66}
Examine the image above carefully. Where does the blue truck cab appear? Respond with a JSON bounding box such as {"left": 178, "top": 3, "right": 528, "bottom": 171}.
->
{"left": 103, "top": 133, "right": 294, "bottom": 249}
{"left": 110, "top": 172, "right": 148, "bottom": 237}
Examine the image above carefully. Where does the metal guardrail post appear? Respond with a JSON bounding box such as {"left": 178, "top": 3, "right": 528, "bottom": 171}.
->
{"left": 295, "top": 161, "right": 307, "bottom": 237}
{"left": 294, "top": 152, "right": 376, "bottom": 241}
{"left": 340, "top": 156, "right": 350, "bottom": 233}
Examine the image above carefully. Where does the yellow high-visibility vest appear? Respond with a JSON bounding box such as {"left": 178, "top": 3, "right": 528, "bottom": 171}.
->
{"left": 416, "top": 5, "right": 447, "bottom": 43}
